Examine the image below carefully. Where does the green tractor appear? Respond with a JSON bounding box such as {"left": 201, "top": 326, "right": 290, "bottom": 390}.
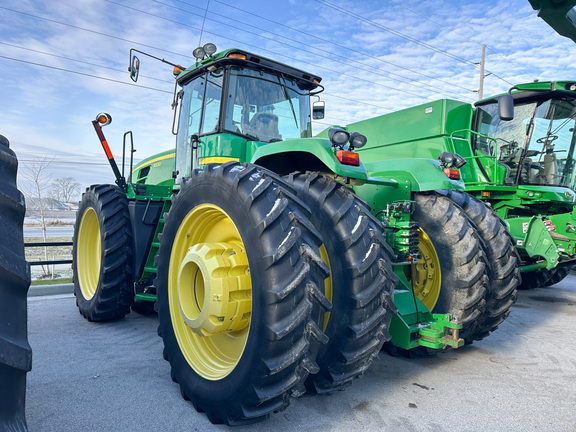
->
{"left": 345, "top": 80, "right": 576, "bottom": 289}
{"left": 72, "top": 45, "right": 516, "bottom": 425}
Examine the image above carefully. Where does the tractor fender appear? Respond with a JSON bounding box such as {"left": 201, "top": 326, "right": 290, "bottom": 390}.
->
{"left": 250, "top": 138, "right": 369, "bottom": 181}
{"left": 363, "top": 158, "right": 465, "bottom": 192}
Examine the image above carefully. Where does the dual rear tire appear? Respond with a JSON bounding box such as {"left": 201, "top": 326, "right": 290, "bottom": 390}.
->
{"left": 409, "top": 190, "right": 519, "bottom": 344}
{"left": 155, "top": 163, "right": 331, "bottom": 425}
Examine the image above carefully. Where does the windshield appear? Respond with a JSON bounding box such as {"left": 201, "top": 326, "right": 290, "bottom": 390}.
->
{"left": 224, "top": 67, "right": 312, "bottom": 142}
{"left": 475, "top": 98, "right": 576, "bottom": 188}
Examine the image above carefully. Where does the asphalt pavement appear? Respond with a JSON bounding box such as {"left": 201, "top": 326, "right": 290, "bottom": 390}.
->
{"left": 26, "top": 277, "right": 576, "bottom": 431}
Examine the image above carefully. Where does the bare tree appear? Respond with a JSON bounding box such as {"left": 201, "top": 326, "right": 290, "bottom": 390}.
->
{"left": 51, "top": 177, "right": 80, "bottom": 203}
{"left": 21, "top": 156, "right": 54, "bottom": 277}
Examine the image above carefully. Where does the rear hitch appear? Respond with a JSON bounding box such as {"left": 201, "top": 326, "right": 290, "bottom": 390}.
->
{"left": 418, "top": 314, "right": 464, "bottom": 349}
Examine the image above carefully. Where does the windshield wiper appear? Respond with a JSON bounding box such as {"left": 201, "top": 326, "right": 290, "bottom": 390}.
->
{"left": 279, "top": 76, "right": 299, "bottom": 129}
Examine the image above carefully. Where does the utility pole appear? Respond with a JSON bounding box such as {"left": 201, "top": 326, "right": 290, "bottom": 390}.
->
{"left": 478, "top": 43, "right": 486, "bottom": 100}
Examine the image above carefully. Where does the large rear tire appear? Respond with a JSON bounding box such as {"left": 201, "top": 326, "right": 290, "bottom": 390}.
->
{"left": 72, "top": 185, "right": 134, "bottom": 321}
{"left": 411, "top": 192, "right": 489, "bottom": 342}
{"left": 286, "top": 172, "right": 397, "bottom": 394}
{"left": 155, "top": 163, "right": 330, "bottom": 425}
{"left": 0, "top": 135, "right": 31, "bottom": 432}
{"left": 440, "top": 190, "right": 519, "bottom": 339}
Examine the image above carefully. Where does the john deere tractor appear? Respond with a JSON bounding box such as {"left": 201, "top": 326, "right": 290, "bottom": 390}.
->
{"left": 72, "top": 45, "right": 517, "bottom": 425}
{"left": 345, "top": 80, "right": 576, "bottom": 289}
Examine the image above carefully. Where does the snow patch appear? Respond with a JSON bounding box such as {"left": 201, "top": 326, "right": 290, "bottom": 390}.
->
{"left": 362, "top": 243, "right": 376, "bottom": 262}
{"left": 252, "top": 178, "right": 265, "bottom": 192}
{"left": 266, "top": 198, "right": 282, "bottom": 218}
{"left": 249, "top": 172, "right": 262, "bottom": 182}
{"left": 278, "top": 227, "right": 295, "bottom": 251}
{"left": 351, "top": 215, "right": 364, "bottom": 235}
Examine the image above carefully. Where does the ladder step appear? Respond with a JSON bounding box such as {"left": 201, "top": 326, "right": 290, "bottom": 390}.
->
{"left": 135, "top": 293, "right": 157, "bottom": 302}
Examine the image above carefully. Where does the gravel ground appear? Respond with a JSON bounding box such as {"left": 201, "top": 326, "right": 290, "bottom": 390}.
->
{"left": 26, "top": 276, "right": 576, "bottom": 431}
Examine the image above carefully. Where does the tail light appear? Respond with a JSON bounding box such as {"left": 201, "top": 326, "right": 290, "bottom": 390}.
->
{"left": 443, "top": 168, "right": 460, "bottom": 180}
{"left": 336, "top": 150, "right": 360, "bottom": 166}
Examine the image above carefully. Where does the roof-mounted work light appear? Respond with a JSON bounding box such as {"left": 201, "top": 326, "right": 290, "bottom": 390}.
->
{"left": 193, "top": 43, "right": 218, "bottom": 61}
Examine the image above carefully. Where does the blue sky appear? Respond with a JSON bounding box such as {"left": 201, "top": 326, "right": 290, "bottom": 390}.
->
{"left": 2, "top": 0, "right": 576, "bottom": 194}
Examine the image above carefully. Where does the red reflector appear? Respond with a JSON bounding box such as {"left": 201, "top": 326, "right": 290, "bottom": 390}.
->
{"left": 443, "top": 168, "right": 460, "bottom": 180}
{"left": 336, "top": 150, "right": 360, "bottom": 166}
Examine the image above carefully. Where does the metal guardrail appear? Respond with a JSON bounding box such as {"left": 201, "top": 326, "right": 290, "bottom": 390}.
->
{"left": 24, "top": 241, "right": 73, "bottom": 266}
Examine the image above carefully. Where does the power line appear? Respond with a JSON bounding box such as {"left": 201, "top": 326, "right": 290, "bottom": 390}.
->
{"left": 173, "top": 0, "right": 473, "bottom": 95}
{"left": 314, "top": 0, "right": 476, "bottom": 64}
{"left": 198, "top": 0, "right": 211, "bottom": 46}
{"left": 0, "top": 55, "right": 173, "bottom": 93}
{"left": 0, "top": 16, "right": 396, "bottom": 112}
{"left": 1, "top": 3, "right": 473, "bottom": 103}
{"left": 105, "top": 0, "right": 461, "bottom": 100}
{"left": 313, "top": 0, "right": 514, "bottom": 87}
{"left": 0, "top": 6, "right": 195, "bottom": 61}
{"left": 0, "top": 42, "right": 174, "bottom": 85}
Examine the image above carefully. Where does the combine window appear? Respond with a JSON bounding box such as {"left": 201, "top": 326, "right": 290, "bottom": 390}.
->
{"left": 474, "top": 98, "right": 576, "bottom": 187}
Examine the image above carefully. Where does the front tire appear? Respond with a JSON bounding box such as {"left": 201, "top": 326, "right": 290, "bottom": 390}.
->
{"left": 287, "top": 172, "right": 397, "bottom": 394}
{"left": 155, "top": 163, "right": 330, "bottom": 425}
{"left": 72, "top": 185, "right": 134, "bottom": 321}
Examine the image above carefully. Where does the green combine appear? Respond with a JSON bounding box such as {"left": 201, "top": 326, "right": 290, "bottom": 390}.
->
{"left": 346, "top": 80, "right": 576, "bottom": 289}
{"left": 72, "top": 45, "right": 518, "bottom": 425}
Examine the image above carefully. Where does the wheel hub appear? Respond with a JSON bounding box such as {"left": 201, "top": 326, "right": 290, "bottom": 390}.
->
{"left": 411, "top": 228, "right": 441, "bottom": 311}
{"left": 177, "top": 242, "right": 251, "bottom": 336}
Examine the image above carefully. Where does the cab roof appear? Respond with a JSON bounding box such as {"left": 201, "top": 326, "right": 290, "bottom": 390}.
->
{"left": 176, "top": 48, "right": 322, "bottom": 91}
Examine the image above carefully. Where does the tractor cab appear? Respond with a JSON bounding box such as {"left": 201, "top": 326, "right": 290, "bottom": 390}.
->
{"left": 169, "top": 48, "right": 325, "bottom": 183}
{"left": 473, "top": 83, "right": 576, "bottom": 189}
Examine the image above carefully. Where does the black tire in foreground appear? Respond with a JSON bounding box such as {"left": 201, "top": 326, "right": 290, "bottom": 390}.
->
{"left": 0, "top": 134, "right": 32, "bottom": 432}
{"left": 440, "top": 190, "right": 519, "bottom": 339}
{"left": 286, "top": 172, "right": 397, "bottom": 394}
{"left": 72, "top": 185, "right": 134, "bottom": 321}
{"left": 155, "top": 163, "right": 330, "bottom": 425}
{"left": 411, "top": 192, "right": 489, "bottom": 342}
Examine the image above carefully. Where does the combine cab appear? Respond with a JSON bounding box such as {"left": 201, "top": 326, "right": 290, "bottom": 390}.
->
{"left": 346, "top": 80, "right": 576, "bottom": 289}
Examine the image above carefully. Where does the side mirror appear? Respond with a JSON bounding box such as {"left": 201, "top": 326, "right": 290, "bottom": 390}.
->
{"left": 312, "top": 101, "right": 325, "bottom": 120}
{"left": 498, "top": 94, "right": 514, "bottom": 121}
{"left": 129, "top": 55, "right": 140, "bottom": 82}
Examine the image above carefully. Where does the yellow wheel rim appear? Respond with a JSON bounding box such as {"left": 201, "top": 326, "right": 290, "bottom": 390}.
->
{"left": 76, "top": 207, "right": 101, "bottom": 300}
{"left": 168, "top": 204, "right": 251, "bottom": 380}
{"left": 319, "top": 244, "right": 332, "bottom": 331}
{"left": 410, "top": 228, "right": 441, "bottom": 311}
